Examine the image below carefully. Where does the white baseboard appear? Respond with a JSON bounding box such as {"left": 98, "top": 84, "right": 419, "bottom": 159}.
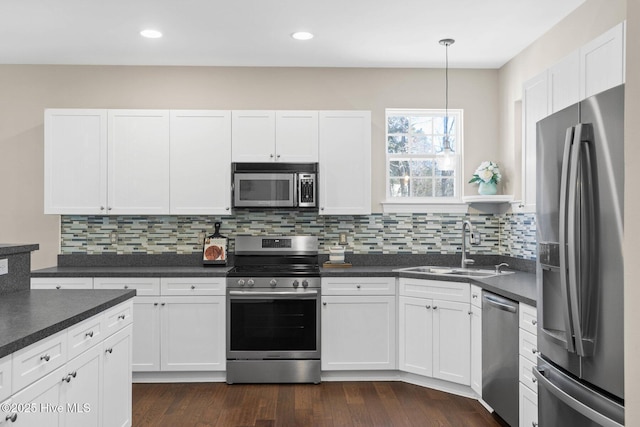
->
{"left": 133, "top": 371, "right": 226, "bottom": 383}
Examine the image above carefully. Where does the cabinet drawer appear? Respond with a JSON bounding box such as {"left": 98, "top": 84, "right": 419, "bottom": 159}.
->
{"left": 519, "top": 329, "right": 539, "bottom": 364}
{"left": 94, "top": 277, "right": 161, "bottom": 296}
{"left": 30, "top": 277, "right": 93, "bottom": 290}
{"left": 103, "top": 300, "right": 133, "bottom": 337}
{"left": 322, "top": 277, "right": 395, "bottom": 295}
{"left": 67, "top": 314, "right": 104, "bottom": 360}
{"left": 12, "top": 331, "right": 67, "bottom": 392}
{"left": 519, "top": 355, "right": 538, "bottom": 394}
{"left": 399, "top": 278, "right": 470, "bottom": 303}
{"left": 161, "top": 277, "right": 225, "bottom": 296}
{"left": 470, "top": 284, "right": 482, "bottom": 308}
{"left": 519, "top": 303, "right": 538, "bottom": 335}
{"left": 0, "top": 355, "right": 11, "bottom": 402}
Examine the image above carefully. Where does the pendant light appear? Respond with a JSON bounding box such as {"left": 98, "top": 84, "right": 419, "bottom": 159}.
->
{"left": 438, "top": 38, "right": 455, "bottom": 171}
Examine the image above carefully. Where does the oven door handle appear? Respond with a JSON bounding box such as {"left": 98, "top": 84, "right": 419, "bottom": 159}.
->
{"left": 228, "top": 290, "right": 318, "bottom": 298}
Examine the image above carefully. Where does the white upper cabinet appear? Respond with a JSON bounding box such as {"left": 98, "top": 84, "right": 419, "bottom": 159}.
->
{"left": 107, "top": 110, "right": 170, "bottom": 215}
{"left": 170, "top": 110, "right": 232, "bottom": 215}
{"left": 231, "top": 110, "right": 276, "bottom": 162}
{"left": 548, "top": 50, "right": 580, "bottom": 114}
{"left": 580, "top": 21, "right": 625, "bottom": 100}
{"left": 521, "top": 72, "right": 548, "bottom": 212}
{"left": 275, "top": 111, "right": 319, "bottom": 162}
{"left": 318, "top": 111, "right": 371, "bottom": 215}
{"left": 231, "top": 110, "right": 319, "bottom": 162}
{"left": 44, "top": 109, "right": 107, "bottom": 214}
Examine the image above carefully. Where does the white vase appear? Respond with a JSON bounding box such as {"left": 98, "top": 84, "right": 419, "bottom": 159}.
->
{"left": 478, "top": 182, "right": 497, "bottom": 195}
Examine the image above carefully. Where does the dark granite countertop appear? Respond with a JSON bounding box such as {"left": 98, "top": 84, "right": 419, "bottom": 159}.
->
{"left": 0, "top": 289, "right": 135, "bottom": 359}
{"left": 0, "top": 244, "right": 39, "bottom": 257}
{"left": 32, "top": 265, "right": 232, "bottom": 278}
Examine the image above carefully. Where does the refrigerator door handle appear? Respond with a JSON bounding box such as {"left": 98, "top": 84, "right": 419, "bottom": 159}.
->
{"left": 557, "top": 126, "right": 577, "bottom": 353}
{"left": 567, "top": 123, "right": 595, "bottom": 357}
{"left": 533, "top": 366, "right": 623, "bottom": 427}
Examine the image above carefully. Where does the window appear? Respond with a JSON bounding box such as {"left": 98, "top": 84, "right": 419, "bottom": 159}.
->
{"left": 386, "top": 109, "right": 463, "bottom": 203}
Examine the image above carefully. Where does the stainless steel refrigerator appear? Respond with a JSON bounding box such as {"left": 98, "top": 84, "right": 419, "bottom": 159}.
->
{"left": 534, "top": 84, "right": 624, "bottom": 426}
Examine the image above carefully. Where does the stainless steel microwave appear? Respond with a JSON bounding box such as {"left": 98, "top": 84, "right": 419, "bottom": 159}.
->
{"left": 232, "top": 163, "right": 317, "bottom": 209}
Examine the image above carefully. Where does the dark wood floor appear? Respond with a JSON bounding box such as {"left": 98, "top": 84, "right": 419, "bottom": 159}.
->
{"left": 132, "top": 381, "right": 509, "bottom": 427}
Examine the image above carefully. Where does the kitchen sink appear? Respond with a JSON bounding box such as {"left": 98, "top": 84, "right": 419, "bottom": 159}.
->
{"left": 394, "top": 266, "right": 514, "bottom": 278}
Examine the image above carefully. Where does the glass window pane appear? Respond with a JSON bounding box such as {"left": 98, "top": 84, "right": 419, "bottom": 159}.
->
{"left": 410, "top": 116, "right": 432, "bottom": 134}
{"left": 387, "top": 135, "right": 408, "bottom": 153}
{"left": 433, "top": 116, "right": 445, "bottom": 134}
{"left": 389, "top": 160, "right": 410, "bottom": 177}
{"left": 412, "top": 178, "right": 433, "bottom": 197}
{"left": 388, "top": 116, "right": 409, "bottom": 133}
{"left": 435, "top": 163, "right": 455, "bottom": 177}
{"left": 444, "top": 116, "right": 456, "bottom": 135}
{"left": 410, "top": 135, "right": 433, "bottom": 154}
{"left": 435, "top": 178, "right": 455, "bottom": 197}
{"left": 411, "top": 160, "right": 434, "bottom": 177}
{"left": 390, "top": 178, "right": 410, "bottom": 197}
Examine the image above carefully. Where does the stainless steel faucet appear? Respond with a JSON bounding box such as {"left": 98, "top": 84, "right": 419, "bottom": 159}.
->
{"left": 461, "top": 220, "right": 477, "bottom": 268}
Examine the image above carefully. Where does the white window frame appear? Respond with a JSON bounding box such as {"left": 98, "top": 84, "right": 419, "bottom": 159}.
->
{"left": 382, "top": 108, "right": 466, "bottom": 213}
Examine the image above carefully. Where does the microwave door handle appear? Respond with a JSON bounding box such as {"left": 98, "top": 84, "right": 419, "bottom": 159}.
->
{"left": 567, "top": 124, "right": 595, "bottom": 357}
{"left": 558, "top": 126, "right": 577, "bottom": 353}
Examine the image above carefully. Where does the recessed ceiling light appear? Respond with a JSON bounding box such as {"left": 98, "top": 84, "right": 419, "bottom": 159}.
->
{"left": 291, "top": 31, "right": 314, "bottom": 41}
{"left": 140, "top": 29, "right": 163, "bottom": 39}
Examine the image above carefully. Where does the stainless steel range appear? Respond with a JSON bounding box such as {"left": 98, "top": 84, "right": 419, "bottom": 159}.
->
{"left": 226, "top": 235, "right": 321, "bottom": 384}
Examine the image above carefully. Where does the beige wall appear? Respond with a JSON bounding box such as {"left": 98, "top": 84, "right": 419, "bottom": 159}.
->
{"left": 497, "top": 0, "right": 627, "bottom": 197}
{"left": 625, "top": 0, "right": 639, "bottom": 424}
{"left": 0, "top": 66, "right": 498, "bottom": 269}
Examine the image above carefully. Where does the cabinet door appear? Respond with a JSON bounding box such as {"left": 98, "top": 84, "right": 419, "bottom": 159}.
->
{"left": 231, "top": 111, "right": 276, "bottom": 162}
{"left": 321, "top": 295, "right": 396, "bottom": 370}
{"left": 44, "top": 109, "right": 107, "bottom": 215}
{"left": 275, "top": 111, "right": 318, "bottom": 162}
{"left": 521, "top": 72, "right": 548, "bottom": 212}
{"left": 519, "top": 382, "right": 538, "bottom": 427}
{"left": 548, "top": 50, "right": 580, "bottom": 113}
{"left": 580, "top": 22, "right": 625, "bottom": 100}
{"left": 161, "top": 296, "right": 226, "bottom": 371}
{"left": 107, "top": 110, "right": 170, "bottom": 214}
{"left": 11, "top": 366, "right": 64, "bottom": 427}
{"left": 170, "top": 110, "right": 232, "bottom": 215}
{"left": 433, "top": 299, "right": 471, "bottom": 385}
{"left": 132, "top": 297, "right": 161, "bottom": 372}
{"left": 398, "top": 296, "right": 433, "bottom": 377}
{"left": 62, "top": 344, "right": 102, "bottom": 427}
{"left": 103, "top": 325, "right": 132, "bottom": 427}
{"left": 470, "top": 304, "right": 482, "bottom": 396}
{"left": 319, "top": 111, "right": 371, "bottom": 215}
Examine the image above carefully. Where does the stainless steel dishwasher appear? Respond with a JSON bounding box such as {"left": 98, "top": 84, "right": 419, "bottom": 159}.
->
{"left": 482, "top": 291, "right": 519, "bottom": 427}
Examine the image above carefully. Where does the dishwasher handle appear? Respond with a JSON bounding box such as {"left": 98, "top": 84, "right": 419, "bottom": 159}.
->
{"left": 483, "top": 293, "right": 518, "bottom": 313}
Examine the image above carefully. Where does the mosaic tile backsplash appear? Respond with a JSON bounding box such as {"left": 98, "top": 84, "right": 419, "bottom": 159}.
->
{"left": 61, "top": 211, "right": 537, "bottom": 260}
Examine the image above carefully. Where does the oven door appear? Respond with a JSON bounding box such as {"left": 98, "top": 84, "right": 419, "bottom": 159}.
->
{"left": 227, "top": 289, "right": 320, "bottom": 360}
{"left": 233, "top": 173, "right": 295, "bottom": 207}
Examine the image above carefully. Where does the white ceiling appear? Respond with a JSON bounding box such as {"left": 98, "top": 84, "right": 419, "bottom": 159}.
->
{"left": 0, "top": 0, "right": 585, "bottom": 68}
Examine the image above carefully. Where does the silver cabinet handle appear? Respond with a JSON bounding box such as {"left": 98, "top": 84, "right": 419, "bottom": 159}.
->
{"left": 85, "top": 331, "right": 94, "bottom": 338}
{"left": 106, "top": 348, "right": 113, "bottom": 354}
{"left": 70, "top": 371, "right": 77, "bottom": 378}
{"left": 118, "top": 314, "right": 126, "bottom": 320}
{"left": 40, "top": 354, "right": 51, "bottom": 362}
{"left": 5, "top": 413, "right": 17, "bottom": 422}
{"left": 62, "top": 375, "right": 71, "bottom": 383}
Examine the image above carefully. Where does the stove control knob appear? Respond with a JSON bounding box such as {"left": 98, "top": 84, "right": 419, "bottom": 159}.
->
{"left": 237, "top": 279, "right": 245, "bottom": 287}
{"left": 302, "top": 280, "right": 309, "bottom": 288}
{"left": 292, "top": 280, "right": 300, "bottom": 288}
{"left": 269, "top": 279, "right": 277, "bottom": 287}
{"left": 247, "top": 279, "right": 255, "bottom": 287}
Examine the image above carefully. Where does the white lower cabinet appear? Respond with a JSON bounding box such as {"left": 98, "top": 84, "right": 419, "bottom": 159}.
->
{"left": 398, "top": 278, "right": 471, "bottom": 386}
{"left": 134, "top": 296, "right": 226, "bottom": 372}
{"left": 519, "top": 302, "right": 538, "bottom": 427}
{"left": 470, "top": 304, "right": 482, "bottom": 396}
{"left": 321, "top": 278, "right": 396, "bottom": 371}
{"left": 11, "top": 365, "right": 65, "bottom": 426}
{"left": 103, "top": 325, "right": 132, "bottom": 427}
{"left": 61, "top": 344, "right": 102, "bottom": 427}
{"left": 519, "top": 382, "right": 538, "bottom": 427}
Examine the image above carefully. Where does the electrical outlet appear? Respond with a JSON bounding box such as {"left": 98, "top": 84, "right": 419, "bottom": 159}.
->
{"left": 339, "top": 233, "right": 348, "bottom": 245}
{"left": 0, "top": 259, "right": 7, "bottom": 276}
{"left": 198, "top": 232, "right": 206, "bottom": 243}
{"left": 110, "top": 232, "right": 118, "bottom": 244}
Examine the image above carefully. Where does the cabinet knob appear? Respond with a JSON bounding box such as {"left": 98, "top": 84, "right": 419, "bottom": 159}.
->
{"left": 532, "top": 319, "right": 538, "bottom": 325}
{"left": 226, "top": 207, "right": 230, "bottom": 211}
{"left": 191, "top": 285, "right": 196, "bottom": 290}
{"left": 356, "top": 285, "right": 361, "bottom": 289}
{"left": 118, "top": 314, "right": 126, "bottom": 320}
{"left": 62, "top": 375, "right": 71, "bottom": 383}
{"left": 40, "top": 354, "right": 51, "bottom": 362}
{"left": 85, "top": 331, "right": 94, "bottom": 338}
{"left": 472, "top": 294, "right": 478, "bottom": 299}
{"left": 100, "top": 206, "right": 105, "bottom": 211}
{"left": 276, "top": 154, "right": 281, "bottom": 159}
{"left": 154, "top": 303, "right": 159, "bottom": 306}
{"left": 161, "top": 302, "right": 166, "bottom": 306}
{"left": 426, "top": 305, "right": 431, "bottom": 309}
{"left": 433, "top": 306, "right": 438, "bottom": 310}
{"left": 270, "top": 154, "right": 274, "bottom": 158}
{"left": 106, "top": 348, "right": 113, "bottom": 354}
{"left": 532, "top": 348, "right": 538, "bottom": 354}
{"left": 108, "top": 207, "right": 112, "bottom": 211}
{"left": 124, "top": 285, "right": 129, "bottom": 289}
{"left": 5, "top": 413, "right": 17, "bottom": 423}
{"left": 70, "top": 371, "right": 77, "bottom": 378}
{"left": 56, "top": 285, "right": 61, "bottom": 289}
{"left": 532, "top": 377, "right": 537, "bottom": 383}
{"left": 323, "top": 302, "right": 327, "bottom": 306}
{"left": 532, "top": 423, "right": 538, "bottom": 427}
{"left": 468, "top": 311, "right": 472, "bottom": 315}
